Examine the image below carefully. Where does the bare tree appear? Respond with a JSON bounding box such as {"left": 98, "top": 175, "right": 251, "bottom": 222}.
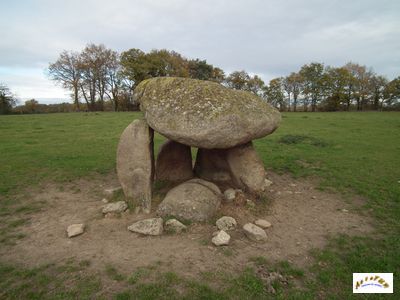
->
{"left": 48, "top": 51, "right": 81, "bottom": 110}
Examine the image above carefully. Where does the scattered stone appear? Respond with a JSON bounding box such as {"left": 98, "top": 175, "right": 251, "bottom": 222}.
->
{"left": 341, "top": 209, "right": 349, "bottom": 213}
{"left": 215, "top": 216, "right": 237, "bottom": 231}
{"left": 67, "top": 224, "right": 85, "bottom": 238}
{"left": 223, "top": 188, "right": 236, "bottom": 202}
{"left": 102, "top": 201, "right": 128, "bottom": 214}
{"left": 263, "top": 179, "right": 273, "bottom": 188}
{"left": 243, "top": 223, "right": 267, "bottom": 242}
{"left": 311, "top": 196, "right": 317, "bottom": 199}
{"left": 103, "top": 187, "right": 122, "bottom": 198}
{"left": 254, "top": 219, "right": 272, "bottom": 229}
{"left": 211, "top": 230, "right": 231, "bottom": 246}
{"left": 156, "top": 140, "right": 193, "bottom": 182}
{"left": 117, "top": 119, "right": 154, "bottom": 213}
{"left": 216, "top": 216, "right": 237, "bottom": 231}
{"left": 157, "top": 180, "right": 221, "bottom": 222}
{"left": 135, "top": 77, "right": 281, "bottom": 149}
{"left": 165, "top": 219, "right": 187, "bottom": 233}
{"left": 128, "top": 218, "right": 163, "bottom": 236}
{"left": 246, "top": 199, "right": 256, "bottom": 208}
{"left": 101, "top": 198, "right": 108, "bottom": 204}
{"left": 289, "top": 183, "right": 297, "bottom": 187}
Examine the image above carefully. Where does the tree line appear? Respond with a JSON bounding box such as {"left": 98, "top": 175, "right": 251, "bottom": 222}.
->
{"left": 1, "top": 44, "right": 399, "bottom": 114}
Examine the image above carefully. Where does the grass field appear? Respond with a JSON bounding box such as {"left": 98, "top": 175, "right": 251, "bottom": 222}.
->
{"left": 0, "top": 111, "right": 399, "bottom": 299}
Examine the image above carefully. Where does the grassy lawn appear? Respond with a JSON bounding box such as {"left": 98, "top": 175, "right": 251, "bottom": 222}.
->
{"left": 0, "top": 111, "right": 399, "bottom": 299}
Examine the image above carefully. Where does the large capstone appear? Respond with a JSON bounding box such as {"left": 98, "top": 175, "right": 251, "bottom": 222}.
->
{"left": 155, "top": 140, "right": 193, "bottom": 182}
{"left": 194, "top": 142, "right": 266, "bottom": 194}
{"left": 135, "top": 77, "right": 281, "bottom": 149}
{"left": 157, "top": 179, "right": 221, "bottom": 222}
{"left": 117, "top": 119, "right": 154, "bottom": 213}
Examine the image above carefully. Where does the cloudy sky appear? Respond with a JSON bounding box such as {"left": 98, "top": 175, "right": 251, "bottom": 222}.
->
{"left": 1, "top": 0, "right": 399, "bottom": 103}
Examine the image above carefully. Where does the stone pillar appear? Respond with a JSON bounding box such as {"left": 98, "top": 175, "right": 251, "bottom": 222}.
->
{"left": 155, "top": 140, "right": 193, "bottom": 183}
{"left": 117, "top": 119, "right": 154, "bottom": 213}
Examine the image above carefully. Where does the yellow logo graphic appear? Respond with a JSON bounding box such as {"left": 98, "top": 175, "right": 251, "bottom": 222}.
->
{"left": 355, "top": 275, "right": 390, "bottom": 290}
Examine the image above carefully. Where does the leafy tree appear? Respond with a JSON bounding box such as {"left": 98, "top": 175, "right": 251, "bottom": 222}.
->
{"left": 383, "top": 76, "right": 400, "bottom": 107}
{"left": 225, "top": 70, "right": 250, "bottom": 90}
{"left": 344, "top": 62, "right": 373, "bottom": 110}
{"left": 265, "top": 78, "right": 285, "bottom": 110}
{"left": 24, "top": 99, "right": 39, "bottom": 113}
{"left": 0, "top": 83, "right": 16, "bottom": 114}
{"left": 299, "top": 62, "right": 325, "bottom": 112}
{"left": 370, "top": 74, "right": 388, "bottom": 110}
{"left": 284, "top": 72, "right": 303, "bottom": 112}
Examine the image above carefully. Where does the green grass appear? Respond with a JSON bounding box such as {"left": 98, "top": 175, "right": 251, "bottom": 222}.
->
{"left": 1, "top": 111, "right": 399, "bottom": 298}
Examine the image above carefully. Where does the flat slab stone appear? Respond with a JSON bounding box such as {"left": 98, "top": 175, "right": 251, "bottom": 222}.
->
{"left": 117, "top": 119, "right": 154, "bottom": 213}
{"left": 102, "top": 201, "right": 128, "bottom": 214}
{"left": 134, "top": 77, "right": 281, "bottom": 149}
{"left": 67, "top": 224, "right": 85, "bottom": 238}
{"left": 128, "top": 218, "right": 163, "bottom": 236}
{"left": 156, "top": 140, "right": 193, "bottom": 182}
{"left": 243, "top": 223, "right": 267, "bottom": 242}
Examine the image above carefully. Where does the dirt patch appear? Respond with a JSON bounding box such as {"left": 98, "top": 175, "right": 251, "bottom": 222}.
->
{"left": 0, "top": 172, "right": 372, "bottom": 279}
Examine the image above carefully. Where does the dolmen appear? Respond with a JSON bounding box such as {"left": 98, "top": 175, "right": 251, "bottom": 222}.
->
{"left": 117, "top": 77, "right": 281, "bottom": 220}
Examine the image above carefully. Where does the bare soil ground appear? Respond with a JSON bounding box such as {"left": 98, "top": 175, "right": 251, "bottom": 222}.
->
{"left": 0, "top": 172, "right": 372, "bottom": 281}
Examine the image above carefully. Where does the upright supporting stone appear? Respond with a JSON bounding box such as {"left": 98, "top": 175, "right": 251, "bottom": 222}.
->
{"left": 193, "top": 148, "right": 232, "bottom": 184}
{"left": 156, "top": 140, "right": 193, "bottom": 182}
{"left": 226, "top": 142, "right": 266, "bottom": 194}
{"left": 117, "top": 119, "right": 154, "bottom": 213}
{"left": 194, "top": 142, "right": 266, "bottom": 194}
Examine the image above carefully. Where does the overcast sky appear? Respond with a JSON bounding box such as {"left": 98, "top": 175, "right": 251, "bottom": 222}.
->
{"left": 1, "top": 0, "right": 399, "bottom": 103}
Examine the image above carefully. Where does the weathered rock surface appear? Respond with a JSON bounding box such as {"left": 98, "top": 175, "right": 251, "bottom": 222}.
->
{"left": 157, "top": 180, "right": 221, "bottom": 222}
{"left": 185, "top": 178, "right": 222, "bottom": 195}
{"left": 102, "top": 201, "right": 128, "bottom": 214}
{"left": 135, "top": 77, "right": 281, "bottom": 149}
{"left": 156, "top": 140, "right": 193, "bottom": 182}
{"left": 67, "top": 224, "right": 85, "bottom": 238}
{"left": 227, "top": 142, "right": 266, "bottom": 194}
{"left": 117, "top": 119, "right": 154, "bottom": 213}
{"left": 223, "top": 188, "right": 236, "bottom": 202}
{"left": 128, "top": 218, "right": 163, "bottom": 236}
{"left": 255, "top": 219, "right": 272, "bottom": 229}
{"left": 243, "top": 223, "right": 267, "bottom": 241}
{"left": 165, "top": 219, "right": 187, "bottom": 233}
{"left": 194, "top": 142, "right": 266, "bottom": 193}
{"left": 216, "top": 216, "right": 237, "bottom": 231}
{"left": 212, "top": 230, "right": 230, "bottom": 246}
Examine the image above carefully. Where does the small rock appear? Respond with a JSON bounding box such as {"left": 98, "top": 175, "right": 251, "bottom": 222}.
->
{"left": 165, "top": 219, "right": 187, "bottom": 233}
{"left": 243, "top": 223, "right": 267, "bottom": 241}
{"left": 341, "top": 209, "right": 349, "bottom": 213}
{"left": 289, "top": 183, "right": 297, "bottom": 187}
{"left": 102, "top": 201, "right": 128, "bottom": 214}
{"left": 216, "top": 216, "right": 237, "bottom": 231}
{"left": 246, "top": 199, "right": 256, "bottom": 208}
{"left": 254, "top": 219, "right": 272, "bottom": 229}
{"left": 101, "top": 198, "right": 108, "bottom": 204}
{"left": 103, "top": 187, "right": 122, "bottom": 198}
{"left": 128, "top": 218, "right": 163, "bottom": 236}
{"left": 224, "top": 188, "right": 236, "bottom": 202}
{"left": 67, "top": 224, "right": 85, "bottom": 238}
{"left": 264, "top": 179, "right": 273, "bottom": 188}
{"left": 211, "top": 230, "right": 230, "bottom": 246}
{"left": 311, "top": 196, "right": 317, "bottom": 199}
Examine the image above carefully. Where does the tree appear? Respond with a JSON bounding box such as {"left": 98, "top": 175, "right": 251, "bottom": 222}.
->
{"left": 285, "top": 72, "right": 303, "bottom": 112}
{"left": 188, "top": 59, "right": 213, "bottom": 80}
{"left": 246, "top": 75, "right": 265, "bottom": 97}
{"left": 383, "top": 76, "right": 400, "bottom": 107}
{"left": 265, "top": 78, "right": 285, "bottom": 110}
{"left": 344, "top": 62, "right": 373, "bottom": 110}
{"left": 24, "top": 99, "right": 39, "bottom": 113}
{"left": 0, "top": 83, "right": 16, "bottom": 114}
{"left": 225, "top": 70, "right": 250, "bottom": 90}
{"left": 370, "top": 74, "right": 388, "bottom": 110}
{"left": 299, "top": 62, "right": 325, "bottom": 112}
{"left": 48, "top": 51, "right": 81, "bottom": 110}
